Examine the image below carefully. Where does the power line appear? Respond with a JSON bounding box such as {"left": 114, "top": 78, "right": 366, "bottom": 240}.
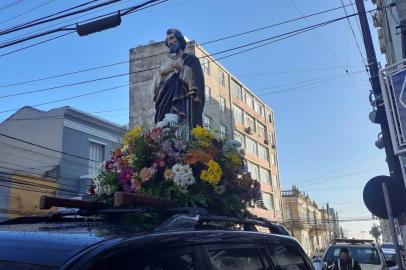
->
{"left": 339, "top": 0, "right": 368, "bottom": 69}
{"left": 0, "top": 3, "right": 372, "bottom": 88}
{"left": 0, "top": 8, "right": 381, "bottom": 114}
{"left": 0, "top": 0, "right": 101, "bottom": 36}
{"left": 0, "top": 17, "right": 348, "bottom": 101}
{"left": 0, "top": 31, "right": 75, "bottom": 58}
{"left": 0, "top": 0, "right": 56, "bottom": 26}
{"left": 0, "top": 133, "right": 100, "bottom": 162}
{"left": 0, "top": 0, "right": 166, "bottom": 50}
{"left": 0, "top": 0, "right": 27, "bottom": 12}
{"left": 0, "top": 83, "right": 131, "bottom": 114}
{"left": 0, "top": 0, "right": 132, "bottom": 44}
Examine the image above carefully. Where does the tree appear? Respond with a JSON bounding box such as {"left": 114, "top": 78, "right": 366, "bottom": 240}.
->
{"left": 369, "top": 224, "right": 382, "bottom": 243}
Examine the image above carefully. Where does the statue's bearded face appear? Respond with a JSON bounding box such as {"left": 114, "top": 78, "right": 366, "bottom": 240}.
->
{"left": 166, "top": 33, "right": 181, "bottom": 54}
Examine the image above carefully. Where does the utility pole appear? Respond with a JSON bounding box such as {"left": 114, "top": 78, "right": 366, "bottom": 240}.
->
{"left": 355, "top": 1, "right": 404, "bottom": 269}
{"left": 327, "top": 203, "right": 332, "bottom": 242}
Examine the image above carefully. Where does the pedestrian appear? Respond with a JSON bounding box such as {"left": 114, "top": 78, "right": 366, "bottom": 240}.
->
{"left": 332, "top": 248, "right": 362, "bottom": 270}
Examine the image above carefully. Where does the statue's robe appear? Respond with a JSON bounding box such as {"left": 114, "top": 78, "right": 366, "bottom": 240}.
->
{"left": 153, "top": 53, "right": 205, "bottom": 128}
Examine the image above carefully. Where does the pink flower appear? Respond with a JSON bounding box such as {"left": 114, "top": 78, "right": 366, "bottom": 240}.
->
{"left": 146, "top": 128, "right": 162, "bottom": 142}
{"left": 139, "top": 167, "right": 153, "bottom": 182}
{"left": 104, "top": 160, "right": 114, "bottom": 171}
{"left": 119, "top": 168, "right": 133, "bottom": 185}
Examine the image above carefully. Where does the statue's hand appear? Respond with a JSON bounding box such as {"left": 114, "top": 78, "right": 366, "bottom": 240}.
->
{"left": 172, "top": 60, "right": 183, "bottom": 73}
{"left": 160, "top": 63, "right": 175, "bottom": 76}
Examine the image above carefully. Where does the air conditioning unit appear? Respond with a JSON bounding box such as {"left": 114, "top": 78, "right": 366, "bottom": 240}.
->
{"left": 264, "top": 139, "right": 269, "bottom": 145}
{"left": 244, "top": 127, "right": 252, "bottom": 134}
{"left": 372, "top": 12, "right": 383, "bottom": 28}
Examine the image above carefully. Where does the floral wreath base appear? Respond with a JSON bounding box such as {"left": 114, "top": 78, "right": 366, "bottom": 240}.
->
{"left": 90, "top": 114, "right": 262, "bottom": 217}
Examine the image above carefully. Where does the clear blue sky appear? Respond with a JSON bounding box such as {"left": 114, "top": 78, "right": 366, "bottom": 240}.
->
{"left": 0, "top": 0, "right": 389, "bottom": 237}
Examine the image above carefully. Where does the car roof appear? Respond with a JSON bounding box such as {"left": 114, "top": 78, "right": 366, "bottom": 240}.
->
{"left": 0, "top": 221, "right": 299, "bottom": 268}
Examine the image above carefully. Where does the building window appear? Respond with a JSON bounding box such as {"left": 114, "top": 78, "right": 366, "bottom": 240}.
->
{"left": 268, "top": 112, "right": 273, "bottom": 123}
{"left": 247, "top": 162, "right": 259, "bottom": 180}
{"left": 203, "top": 115, "right": 212, "bottom": 130}
{"left": 272, "top": 173, "right": 279, "bottom": 188}
{"left": 234, "top": 131, "right": 245, "bottom": 149}
{"left": 257, "top": 122, "right": 266, "bottom": 138}
{"left": 271, "top": 153, "right": 276, "bottom": 165}
{"left": 218, "top": 70, "right": 225, "bottom": 86}
{"left": 220, "top": 125, "right": 227, "bottom": 140}
{"left": 254, "top": 99, "right": 262, "bottom": 115}
{"left": 232, "top": 105, "right": 243, "bottom": 124}
{"left": 245, "top": 91, "right": 253, "bottom": 108}
{"left": 89, "top": 141, "right": 105, "bottom": 176}
{"left": 274, "top": 197, "right": 281, "bottom": 211}
{"left": 258, "top": 144, "right": 269, "bottom": 161}
{"left": 262, "top": 192, "right": 274, "bottom": 210}
{"left": 269, "top": 132, "right": 274, "bottom": 144}
{"left": 200, "top": 57, "right": 210, "bottom": 74}
{"left": 205, "top": 85, "right": 211, "bottom": 99}
{"left": 219, "top": 96, "right": 226, "bottom": 112}
{"left": 231, "top": 80, "right": 243, "bottom": 100}
{"left": 245, "top": 114, "right": 255, "bottom": 132}
{"left": 259, "top": 167, "right": 271, "bottom": 185}
{"left": 246, "top": 137, "right": 257, "bottom": 156}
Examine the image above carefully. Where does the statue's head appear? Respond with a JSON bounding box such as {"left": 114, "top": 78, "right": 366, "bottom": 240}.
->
{"left": 165, "top": 29, "right": 186, "bottom": 54}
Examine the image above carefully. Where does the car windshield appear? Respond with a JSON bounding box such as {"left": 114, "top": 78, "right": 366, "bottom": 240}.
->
{"left": 381, "top": 244, "right": 395, "bottom": 250}
{"left": 325, "top": 246, "right": 381, "bottom": 265}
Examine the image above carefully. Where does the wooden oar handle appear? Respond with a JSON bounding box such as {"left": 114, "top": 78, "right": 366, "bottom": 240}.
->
{"left": 114, "top": 192, "right": 178, "bottom": 208}
{"left": 39, "top": 195, "right": 104, "bottom": 209}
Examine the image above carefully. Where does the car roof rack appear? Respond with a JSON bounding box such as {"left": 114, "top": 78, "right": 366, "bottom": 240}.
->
{"left": 332, "top": 239, "right": 375, "bottom": 245}
{"left": 0, "top": 193, "right": 291, "bottom": 236}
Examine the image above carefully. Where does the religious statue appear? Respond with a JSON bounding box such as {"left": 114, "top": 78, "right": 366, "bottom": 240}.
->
{"left": 152, "top": 29, "right": 205, "bottom": 132}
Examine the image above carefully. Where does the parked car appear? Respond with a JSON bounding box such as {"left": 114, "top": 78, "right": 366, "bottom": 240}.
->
{"left": 313, "top": 239, "right": 388, "bottom": 270}
{"left": 380, "top": 242, "right": 405, "bottom": 262}
{"left": 0, "top": 196, "right": 311, "bottom": 270}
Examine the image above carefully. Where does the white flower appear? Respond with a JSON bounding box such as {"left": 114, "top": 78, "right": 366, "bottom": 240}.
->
{"left": 171, "top": 164, "right": 195, "bottom": 187}
{"left": 163, "top": 113, "right": 179, "bottom": 124}
{"left": 156, "top": 121, "right": 168, "bottom": 128}
{"left": 103, "top": 185, "right": 117, "bottom": 196}
{"left": 172, "top": 163, "right": 183, "bottom": 174}
{"left": 121, "top": 144, "right": 129, "bottom": 153}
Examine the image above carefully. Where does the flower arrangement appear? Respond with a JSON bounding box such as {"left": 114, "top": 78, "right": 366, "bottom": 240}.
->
{"left": 91, "top": 114, "right": 262, "bottom": 216}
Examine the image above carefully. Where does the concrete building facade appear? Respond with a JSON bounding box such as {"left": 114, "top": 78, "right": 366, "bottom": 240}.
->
{"left": 129, "top": 40, "right": 282, "bottom": 222}
{"left": 282, "top": 186, "right": 337, "bottom": 256}
{"left": 0, "top": 106, "right": 126, "bottom": 220}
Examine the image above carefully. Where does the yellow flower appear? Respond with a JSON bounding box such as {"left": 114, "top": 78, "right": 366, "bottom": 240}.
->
{"left": 200, "top": 160, "right": 223, "bottom": 186}
{"left": 123, "top": 127, "right": 143, "bottom": 145}
{"left": 227, "top": 153, "right": 242, "bottom": 167}
{"left": 191, "top": 125, "right": 215, "bottom": 141}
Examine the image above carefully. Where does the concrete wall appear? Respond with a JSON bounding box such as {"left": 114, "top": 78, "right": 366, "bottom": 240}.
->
{"left": 129, "top": 42, "right": 169, "bottom": 128}
{"left": 60, "top": 118, "right": 122, "bottom": 195}
{"left": 7, "top": 174, "right": 58, "bottom": 218}
{"left": 374, "top": 0, "right": 405, "bottom": 64}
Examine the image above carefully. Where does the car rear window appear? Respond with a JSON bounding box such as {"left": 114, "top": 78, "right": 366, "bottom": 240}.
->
{"left": 268, "top": 243, "right": 309, "bottom": 270}
{"left": 381, "top": 244, "right": 395, "bottom": 249}
{"left": 325, "top": 246, "right": 381, "bottom": 265}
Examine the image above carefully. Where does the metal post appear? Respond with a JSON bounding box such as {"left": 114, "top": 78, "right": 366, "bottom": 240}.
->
{"left": 355, "top": 0, "right": 403, "bottom": 182}
{"left": 382, "top": 182, "right": 404, "bottom": 270}
{"left": 327, "top": 203, "right": 332, "bottom": 242}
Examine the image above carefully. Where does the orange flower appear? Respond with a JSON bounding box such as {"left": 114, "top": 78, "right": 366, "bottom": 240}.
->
{"left": 184, "top": 150, "right": 212, "bottom": 165}
{"left": 164, "top": 169, "right": 174, "bottom": 180}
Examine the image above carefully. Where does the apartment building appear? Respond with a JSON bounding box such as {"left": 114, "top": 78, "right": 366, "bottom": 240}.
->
{"left": 129, "top": 40, "right": 282, "bottom": 221}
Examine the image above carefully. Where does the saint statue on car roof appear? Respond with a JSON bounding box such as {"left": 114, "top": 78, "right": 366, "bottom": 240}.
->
{"left": 152, "top": 29, "right": 205, "bottom": 135}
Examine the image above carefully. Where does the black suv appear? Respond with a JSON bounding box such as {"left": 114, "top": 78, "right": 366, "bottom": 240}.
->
{"left": 0, "top": 197, "right": 312, "bottom": 270}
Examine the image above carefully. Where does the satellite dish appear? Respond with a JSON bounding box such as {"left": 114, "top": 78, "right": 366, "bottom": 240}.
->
{"left": 363, "top": 175, "right": 406, "bottom": 219}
